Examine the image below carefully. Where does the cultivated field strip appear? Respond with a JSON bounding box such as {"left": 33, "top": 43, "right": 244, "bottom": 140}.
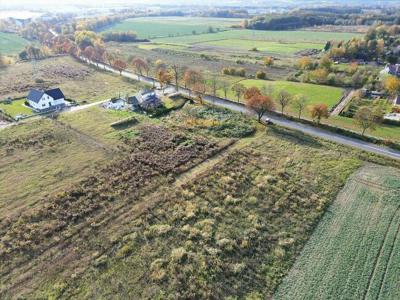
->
{"left": 274, "top": 164, "right": 400, "bottom": 300}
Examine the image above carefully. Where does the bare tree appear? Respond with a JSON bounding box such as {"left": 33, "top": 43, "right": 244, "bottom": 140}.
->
{"left": 232, "top": 83, "right": 246, "bottom": 102}
{"left": 210, "top": 75, "right": 219, "bottom": 96}
{"left": 292, "top": 94, "right": 308, "bottom": 119}
{"left": 221, "top": 80, "right": 230, "bottom": 99}
{"left": 171, "top": 64, "right": 180, "bottom": 91}
{"left": 277, "top": 90, "right": 292, "bottom": 115}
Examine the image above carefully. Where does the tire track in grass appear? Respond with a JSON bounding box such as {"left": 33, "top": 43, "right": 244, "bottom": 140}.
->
{"left": 340, "top": 200, "right": 375, "bottom": 300}
{"left": 376, "top": 209, "right": 400, "bottom": 300}
{"left": 363, "top": 204, "right": 400, "bottom": 300}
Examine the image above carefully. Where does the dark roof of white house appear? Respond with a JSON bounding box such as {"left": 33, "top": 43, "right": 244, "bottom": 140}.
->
{"left": 27, "top": 88, "right": 64, "bottom": 103}
{"left": 27, "top": 89, "right": 44, "bottom": 103}
{"left": 45, "top": 88, "right": 64, "bottom": 100}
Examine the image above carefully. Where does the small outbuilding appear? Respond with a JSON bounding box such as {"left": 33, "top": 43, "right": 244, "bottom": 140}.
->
{"left": 130, "top": 90, "right": 161, "bottom": 110}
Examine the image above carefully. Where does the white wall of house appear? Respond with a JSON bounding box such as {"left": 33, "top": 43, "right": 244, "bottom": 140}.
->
{"left": 29, "top": 94, "right": 65, "bottom": 111}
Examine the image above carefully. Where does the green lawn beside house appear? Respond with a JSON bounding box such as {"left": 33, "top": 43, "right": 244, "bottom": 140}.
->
{"left": 0, "top": 99, "right": 34, "bottom": 118}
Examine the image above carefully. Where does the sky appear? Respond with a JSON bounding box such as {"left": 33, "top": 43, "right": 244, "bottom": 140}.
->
{"left": 0, "top": 0, "right": 398, "bottom": 9}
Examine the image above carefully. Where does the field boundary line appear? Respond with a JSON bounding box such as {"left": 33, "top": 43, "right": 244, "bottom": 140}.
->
{"left": 363, "top": 204, "right": 400, "bottom": 300}
{"left": 376, "top": 212, "right": 400, "bottom": 299}
{"left": 354, "top": 178, "right": 400, "bottom": 192}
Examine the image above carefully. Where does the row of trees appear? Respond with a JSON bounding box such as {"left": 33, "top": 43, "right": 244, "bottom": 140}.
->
{"left": 243, "top": 85, "right": 386, "bottom": 136}
{"left": 242, "top": 85, "right": 329, "bottom": 124}
{"left": 53, "top": 37, "right": 389, "bottom": 137}
{"left": 101, "top": 31, "right": 139, "bottom": 42}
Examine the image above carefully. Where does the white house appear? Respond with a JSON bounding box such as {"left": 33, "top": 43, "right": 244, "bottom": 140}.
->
{"left": 27, "top": 88, "right": 66, "bottom": 112}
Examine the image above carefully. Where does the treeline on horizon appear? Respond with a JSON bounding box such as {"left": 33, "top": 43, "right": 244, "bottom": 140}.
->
{"left": 245, "top": 9, "right": 400, "bottom": 31}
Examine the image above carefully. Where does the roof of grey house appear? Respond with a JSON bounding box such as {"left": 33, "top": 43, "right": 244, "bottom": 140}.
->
{"left": 27, "top": 89, "right": 44, "bottom": 103}
{"left": 27, "top": 88, "right": 65, "bottom": 103}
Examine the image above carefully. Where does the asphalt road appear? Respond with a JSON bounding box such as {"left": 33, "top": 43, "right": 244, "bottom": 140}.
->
{"left": 78, "top": 58, "right": 400, "bottom": 160}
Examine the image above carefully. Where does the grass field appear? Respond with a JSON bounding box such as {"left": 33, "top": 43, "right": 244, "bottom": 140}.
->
{"left": 1, "top": 101, "right": 399, "bottom": 299}
{"left": 218, "top": 79, "right": 344, "bottom": 110}
{"left": 0, "top": 56, "right": 147, "bottom": 103}
{"left": 151, "top": 29, "right": 362, "bottom": 54}
{"left": 59, "top": 106, "right": 158, "bottom": 144}
{"left": 0, "top": 32, "right": 29, "bottom": 55}
{"left": 275, "top": 164, "right": 400, "bottom": 300}
{"left": 201, "top": 39, "right": 324, "bottom": 54}
{"left": 102, "top": 17, "right": 241, "bottom": 39}
{"left": 153, "top": 29, "right": 362, "bottom": 45}
{"left": 29, "top": 125, "right": 363, "bottom": 299}
{"left": 330, "top": 115, "right": 400, "bottom": 142}
{"left": 0, "top": 99, "right": 34, "bottom": 118}
{"left": 0, "top": 118, "right": 110, "bottom": 218}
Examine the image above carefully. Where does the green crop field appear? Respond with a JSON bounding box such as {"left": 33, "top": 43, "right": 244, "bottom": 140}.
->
{"left": 219, "top": 79, "right": 343, "bottom": 110}
{"left": 102, "top": 17, "right": 242, "bottom": 39}
{"left": 275, "top": 164, "right": 400, "bottom": 300}
{"left": 0, "top": 32, "right": 29, "bottom": 55}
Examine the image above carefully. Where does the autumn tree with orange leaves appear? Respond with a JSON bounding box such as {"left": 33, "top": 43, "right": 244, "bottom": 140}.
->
{"left": 244, "top": 87, "right": 274, "bottom": 122}
{"left": 132, "top": 58, "right": 147, "bottom": 76}
{"left": 113, "top": 59, "right": 127, "bottom": 75}
{"left": 310, "top": 104, "right": 329, "bottom": 124}
{"left": 157, "top": 69, "right": 172, "bottom": 94}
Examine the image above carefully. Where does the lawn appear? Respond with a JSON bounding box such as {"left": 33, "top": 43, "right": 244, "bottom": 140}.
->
{"left": 275, "top": 164, "right": 400, "bottom": 300}
{"left": 0, "top": 32, "right": 29, "bottom": 55}
{"left": 102, "top": 17, "right": 241, "bottom": 39}
{"left": 219, "top": 79, "right": 344, "bottom": 110}
{"left": 0, "top": 98, "right": 34, "bottom": 118}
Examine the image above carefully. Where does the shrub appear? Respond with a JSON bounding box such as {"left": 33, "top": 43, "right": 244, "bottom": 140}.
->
{"left": 170, "top": 247, "right": 188, "bottom": 263}
{"left": 256, "top": 70, "right": 267, "bottom": 79}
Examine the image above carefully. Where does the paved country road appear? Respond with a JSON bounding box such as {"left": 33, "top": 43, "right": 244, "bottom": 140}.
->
{"left": 80, "top": 58, "right": 400, "bottom": 160}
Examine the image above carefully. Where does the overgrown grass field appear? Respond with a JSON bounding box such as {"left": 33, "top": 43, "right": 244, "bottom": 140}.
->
{"left": 0, "top": 119, "right": 110, "bottom": 218}
{"left": 1, "top": 103, "right": 398, "bottom": 299}
{"left": 102, "top": 17, "right": 241, "bottom": 39}
{"left": 275, "top": 164, "right": 400, "bottom": 300}
{"left": 0, "top": 32, "right": 29, "bottom": 55}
